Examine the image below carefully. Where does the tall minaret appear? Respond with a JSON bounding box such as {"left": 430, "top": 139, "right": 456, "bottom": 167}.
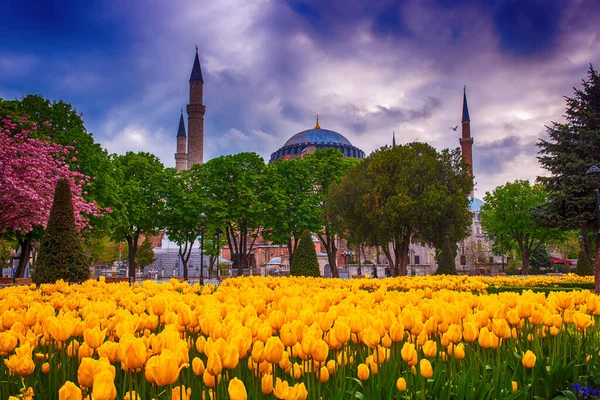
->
{"left": 459, "top": 86, "right": 473, "bottom": 177}
{"left": 175, "top": 110, "right": 187, "bottom": 171}
{"left": 187, "top": 46, "right": 205, "bottom": 167}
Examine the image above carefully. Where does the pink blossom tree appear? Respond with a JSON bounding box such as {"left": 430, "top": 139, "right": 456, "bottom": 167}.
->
{"left": 0, "top": 114, "right": 102, "bottom": 277}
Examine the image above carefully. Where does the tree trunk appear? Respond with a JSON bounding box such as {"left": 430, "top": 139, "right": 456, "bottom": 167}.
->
{"left": 595, "top": 232, "right": 600, "bottom": 294}
{"left": 126, "top": 233, "right": 139, "bottom": 281}
{"left": 179, "top": 242, "right": 193, "bottom": 281}
{"left": 521, "top": 246, "right": 530, "bottom": 275}
{"left": 381, "top": 245, "right": 397, "bottom": 276}
{"left": 582, "top": 227, "right": 593, "bottom": 265}
{"left": 287, "top": 237, "right": 295, "bottom": 268}
{"left": 15, "top": 233, "right": 33, "bottom": 278}
{"left": 395, "top": 241, "right": 409, "bottom": 276}
{"left": 317, "top": 232, "right": 338, "bottom": 278}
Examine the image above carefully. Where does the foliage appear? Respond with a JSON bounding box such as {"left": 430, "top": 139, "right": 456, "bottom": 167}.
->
{"left": 576, "top": 249, "right": 594, "bottom": 276}
{"left": 536, "top": 65, "right": 600, "bottom": 290}
{"left": 135, "top": 238, "right": 156, "bottom": 271}
{"left": 436, "top": 236, "right": 457, "bottom": 275}
{"left": 263, "top": 159, "right": 321, "bottom": 266}
{"left": 326, "top": 143, "right": 472, "bottom": 276}
{"left": 0, "top": 239, "right": 15, "bottom": 270}
{"left": 83, "top": 236, "right": 120, "bottom": 266}
{"left": 109, "top": 152, "right": 167, "bottom": 279}
{"left": 529, "top": 245, "right": 553, "bottom": 272}
{"left": 480, "top": 180, "right": 564, "bottom": 274}
{"left": 547, "top": 231, "right": 581, "bottom": 260}
{"left": 305, "top": 148, "right": 360, "bottom": 278}
{"left": 160, "top": 166, "right": 208, "bottom": 280}
{"left": 203, "top": 152, "right": 270, "bottom": 276}
{"left": 290, "top": 230, "right": 321, "bottom": 277}
{"left": 32, "top": 179, "right": 90, "bottom": 284}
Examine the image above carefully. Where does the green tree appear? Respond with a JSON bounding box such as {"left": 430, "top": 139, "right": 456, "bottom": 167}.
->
{"left": 536, "top": 65, "right": 600, "bottom": 292}
{"left": 135, "top": 238, "right": 157, "bottom": 272}
{"left": 306, "top": 148, "right": 360, "bottom": 278}
{"left": 161, "top": 166, "right": 210, "bottom": 280}
{"left": 203, "top": 153, "right": 270, "bottom": 277}
{"left": 263, "top": 159, "right": 321, "bottom": 267}
{"left": 436, "top": 236, "right": 457, "bottom": 275}
{"left": 480, "top": 180, "right": 563, "bottom": 274}
{"left": 290, "top": 230, "right": 321, "bottom": 277}
{"left": 326, "top": 143, "right": 472, "bottom": 276}
{"left": 33, "top": 179, "right": 90, "bottom": 283}
{"left": 529, "top": 245, "right": 553, "bottom": 272}
{"left": 109, "top": 152, "right": 166, "bottom": 279}
{"left": 84, "top": 236, "right": 120, "bottom": 266}
{"left": 0, "top": 239, "right": 15, "bottom": 270}
{"left": 576, "top": 249, "right": 594, "bottom": 276}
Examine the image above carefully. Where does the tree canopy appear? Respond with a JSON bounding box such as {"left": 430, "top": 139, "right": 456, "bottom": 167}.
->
{"left": 480, "top": 180, "right": 563, "bottom": 274}
{"left": 326, "top": 143, "right": 472, "bottom": 276}
{"left": 109, "top": 152, "right": 167, "bottom": 279}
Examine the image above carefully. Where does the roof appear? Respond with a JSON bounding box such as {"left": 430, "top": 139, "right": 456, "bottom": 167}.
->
{"left": 284, "top": 128, "right": 353, "bottom": 147}
{"left": 462, "top": 88, "right": 470, "bottom": 122}
{"left": 177, "top": 111, "right": 186, "bottom": 137}
{"left": 190, "top": 51, "right": 204, "bottom": 82}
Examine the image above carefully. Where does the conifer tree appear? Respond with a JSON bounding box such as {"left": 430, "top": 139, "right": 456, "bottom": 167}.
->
{"left": 33, "top": 179, "right": 90, "bottom": 283}
{"left": 290, "top": 230, "right": 321, "bottom": 277}
{"left": 436, "top": 236, "right": 457, "bottom": 275}
{"left": 576, "top": 249, "right": 594, "bottom": 276}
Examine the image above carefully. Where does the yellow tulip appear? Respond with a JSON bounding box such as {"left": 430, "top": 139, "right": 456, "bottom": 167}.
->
{"left": 361, "top": 326, "right": 380, "bottom": 348}
{"left": 3, "top": 355, "right": 35, "bottom": 377}
{"left": 420, "top": 358, "right": 433, "bottom": 379}
{"left": 522, "top": 350, "right": 536, "bottom": 368}
{"left": 83, "top": 326, "right": 106, "bottom": 349}
{"left": 42, "top": 362, "right": 50, "bottom": 374}
{"left": 313, "top": 339, "right": 329, "bottom": 363}
{"left": 280, "top": 323, "right": 297, "bottom": 347}
{"left": 261, "top": 373, "right": 274, "bottom": 394}
{"left": 264, "top": 336, "right": 284, "bottom": 364}
{"left": 146, "top": 350, "right": 188, "bottom": 386}
{"left": 58, "top": 381, "right": 82, "bottom": 400}
{"left": 120, "top": 337, "right": 147, "bottom": 371}
{"left": 319, "top": 365, "right": 330, "bottom": 383}
{"left": 396, "top": 377, "right": 407, "bottom": 391}
{"left": 453, "top": 343, "right": 465, "bottom": 360}
{"left": 463, "top": 321, "right": 478, "bottom": 343}
{"left": 357, "top": 363, "right": 370, "bottom": 380}
{"left": 124, "top": 391, "right": 141, "bottom": 400}
{"left": 206, "top": 349, "right": 223, "bottom": 375}
{"left": 422, "top": 340, "right": 437, "bottom": 358}
{"left": 0, "top": 332, "right": 18, "bottom": 355}
{"left": 91, "top": 369, "right": 116, "bottom": 400}
{"left": 192, "top": 357, "right": 205, "bottom": 376}
{"left": 171, "top": 386, "right": 192, "bottom": 400}
{"left": 222, "top": 344, "right": 240, "bottom": 369}
{"left": 228, "top": 378, "right": 248, "bottom": 400}
{"left": 512, "top": 381, "right": 518, "bottom": 393}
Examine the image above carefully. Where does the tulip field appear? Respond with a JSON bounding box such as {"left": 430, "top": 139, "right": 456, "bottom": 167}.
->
{"left": 1, "top": 275, "right": 599, "bottom": 400}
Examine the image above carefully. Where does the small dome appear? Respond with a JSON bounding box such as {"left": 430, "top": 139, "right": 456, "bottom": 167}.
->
{"left": 284, "top": 128, "right": 353, "bottom": 147}
{"left": 469, "top": 197, "right": 484, "bottom": 212}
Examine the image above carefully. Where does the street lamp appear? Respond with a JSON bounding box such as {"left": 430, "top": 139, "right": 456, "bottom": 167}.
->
{"left": 198, "top": 213, "right": 207, "bottom": 285}
{"left": 214, "top": 228, "right": 222, "bottom": 278}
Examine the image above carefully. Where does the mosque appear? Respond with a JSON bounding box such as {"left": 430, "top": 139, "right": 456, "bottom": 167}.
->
{"left": 156, "top": 49, "right": 491, "bottom": 278}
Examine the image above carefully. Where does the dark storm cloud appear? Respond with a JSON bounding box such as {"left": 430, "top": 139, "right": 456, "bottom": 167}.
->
{"left": 492, "top": 0, "right": 563, "bottom": 56}
{"left": 475, "top": 135, "right": 539, "bottom": 175}
{"left": 1, "top": 0, "right": 600, "bottom": 196}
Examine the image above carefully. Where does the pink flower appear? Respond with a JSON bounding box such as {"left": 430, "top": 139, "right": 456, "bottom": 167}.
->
{"left": 72, "top": 157, "right": 77, "bottom": 162}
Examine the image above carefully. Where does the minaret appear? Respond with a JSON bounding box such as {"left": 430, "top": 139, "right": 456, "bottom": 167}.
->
{"left": 187, "top": 46, "right": 205, "bottom": 167}
{"left": 175, "top": 110, "right": 187, "bottom": 171}
{"left": 459, "top": 86, "right": 473, "bottom": 177}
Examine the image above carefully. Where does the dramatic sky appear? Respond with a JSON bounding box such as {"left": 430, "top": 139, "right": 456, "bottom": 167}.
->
{"left": 1, "top": 0, "right": 599, "bottom": 196}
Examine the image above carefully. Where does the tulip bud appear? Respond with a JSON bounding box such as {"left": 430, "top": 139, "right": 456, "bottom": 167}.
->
{"left": 396, "top": 377, "right": 407, "bottom": 391}
{"left": 522, "top": 350, "right": 536, "bottom": 368}
{"left": 420, "top": 358, "right": 433, "bottom": 379}
{"left": 357, "top": 363, "right": 370, "bottom": 380}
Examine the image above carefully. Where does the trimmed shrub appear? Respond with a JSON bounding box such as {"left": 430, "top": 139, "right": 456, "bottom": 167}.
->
{"left": 33, "top": 179, "right": 90, "bottom": 284}
{"left": 575, "top": 249, "right": 594, "bottom": 276}
{"left": 436, "top": 236, "right": 457, "bottom": 275}
{"left": 291, "top": 230, "right": 321, "bottom": 277}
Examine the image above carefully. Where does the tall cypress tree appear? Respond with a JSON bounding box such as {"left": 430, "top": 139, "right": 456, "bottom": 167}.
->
{"left": 536, "top": 65, "right": 600, "bottom": 292}
{"left": 290, "top": 230, "right": 321, "bottom": 277}
{"left": 33, "top": 179, "right": 90, "bottom": 284}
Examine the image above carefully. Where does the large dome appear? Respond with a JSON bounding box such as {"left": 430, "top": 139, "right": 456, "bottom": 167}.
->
{"left": 284, "top": 128, "right": 353, "bottom": 147}
{"left": 269, "top": 119, "right": 365, "bottom": 163}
